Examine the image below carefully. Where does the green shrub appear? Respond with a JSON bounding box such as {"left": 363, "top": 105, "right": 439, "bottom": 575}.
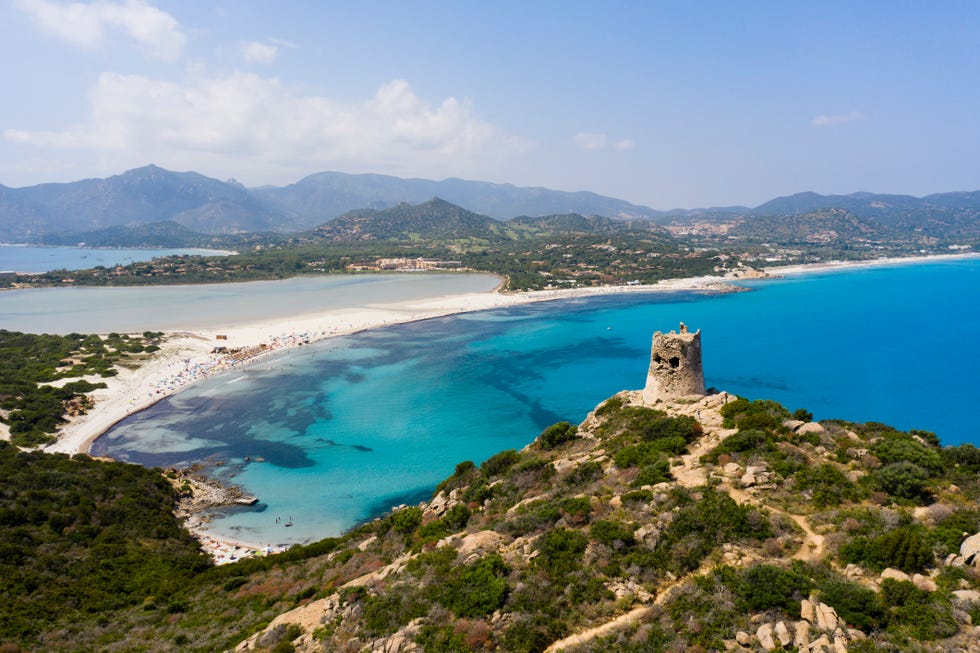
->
{"left": 590, "top": 520, "right": 635, "bottom": 548}
{"left": 595, "top": 395, "right": 625, "bottom": 417}
{"left": 441, "top": 504, "right": 471, "bottom": 531}
{"left": 720, "top": 398, "right": 789, "bottom": 429}
{"left": 650, "top": 489, "right": 772, "bottom": 574}
{"left": 482, "top": 450, "right": 520, "bottom": 476}
{"left": 461, "top": 478, "right": 493, "bottom": 505}
{"left": 816, "top": 578, "right": 883, "bottom": 632}
{"left": 733, "top": 564, "right": 813, "bottom": 613}
{"left": 435, "top": 460, "right": 477, "bottom": 495}
{"left": 390, "top": 506, "right": 423, "bottom": 536}
{"left": 435, "top": 554, "right": 510, "bottom": 617}
{"left": 880, "top": 579, "right": 958, "bottom": 640}
{"left": 871, "top": 437, "right": 943, "bottom": 474}
{"left": 873, "top": 462, "right": 931, "bottom": 501}
{"left": 942, "top": 444, "right": 980, "bottom": 469}
{"left": 535, "top": 529, "right": 588, "bottom": 578}
{"left": 502, "top": 500, "right": 561, "bottom": 536}
{"left": 794, "top": 463, "right": 859, "bottom": 507}
{"left": 502, "top": 615, "right": 563, "bottom": 653}
{"left": 792, "top": 408, "right": 813, "bottom": 422}
{"left": 415, "top": 625, "right": 470, "bottom": 653}
{"left": 633, "top": 460, "right": 671, "bottom": 487}
{"left": 622, "top": 489, "right": 653, "bottom": 505}
{"left": 361, "top": 589, "right": 428, "bottom": 636}
{"left": 559, "top": 497, "right": 592, "bottom": 523}
{"left": 563, "top": 461, "right": 602, "bottom": 487}
{"left": 840, "top": 525, "right": 933, "bottom": 573}
{"left": 538, "top": 421, "right": 577, "bottom": 450}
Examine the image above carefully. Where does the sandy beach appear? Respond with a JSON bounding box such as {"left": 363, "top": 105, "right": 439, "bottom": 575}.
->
{"left": 762, "top": 251, "right": 979, "bottom": 277}
{"left": 35, "top": 252, "right": 978, "bottom": 562}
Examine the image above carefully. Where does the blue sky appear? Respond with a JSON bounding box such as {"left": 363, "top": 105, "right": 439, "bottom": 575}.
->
{"left": 1, "top": 1, "right": 978, "bottom": 208}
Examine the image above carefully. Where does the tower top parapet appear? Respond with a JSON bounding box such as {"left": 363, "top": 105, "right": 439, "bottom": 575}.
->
{"left": 642, "top": 322, "right": 706, "bottom": 403}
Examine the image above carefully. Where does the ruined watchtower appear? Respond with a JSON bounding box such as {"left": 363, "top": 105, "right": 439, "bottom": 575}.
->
{"left": 642, "top": 323, "right": 705, "bottom": 404}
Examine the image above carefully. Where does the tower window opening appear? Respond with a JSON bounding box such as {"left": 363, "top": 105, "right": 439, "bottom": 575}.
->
{"left": 669, "top": 357, "right": 680, "bottom": 369}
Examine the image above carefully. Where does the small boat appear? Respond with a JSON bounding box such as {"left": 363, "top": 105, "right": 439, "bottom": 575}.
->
{"left": 284, "top": 521, "right": 293, "bottom": 527}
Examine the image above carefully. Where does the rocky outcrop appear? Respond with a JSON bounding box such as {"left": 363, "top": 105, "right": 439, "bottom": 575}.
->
{"left": 961, "top": 531, "right": 980, "bottom": 566}
{"left": 169, "top": 467, "right": 257, "bottom": 525}
{"left": 742, "top": 597, "right": 865, "bottom": 652}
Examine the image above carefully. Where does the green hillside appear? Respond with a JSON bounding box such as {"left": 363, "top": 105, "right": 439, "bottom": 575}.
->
{"left": 3, "top": 385, "right": 980, "bottom": 652}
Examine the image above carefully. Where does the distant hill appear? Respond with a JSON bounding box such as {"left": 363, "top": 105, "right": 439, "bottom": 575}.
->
{"left": 1, "top": 165, "right": 978, "bottom": 244}
{"left": 253, "top": 171, "right": 664, "bottom": 224}
{"left": 33, "top": 220, "right": 250, "bottom": 250}
{"left": 751, "top": 191, "right": 980, "bottom": 223}
{"left": 316, "top": 198, "right": 508, "bottom": 242}
{"left": 0, "top": 165, "right": 289, "bottom": 241}
{"left": 314, "top": 199, "right": 672, "bottom": 243}
{"left": 0, "top": 166, "right": 665, "bottom": 242}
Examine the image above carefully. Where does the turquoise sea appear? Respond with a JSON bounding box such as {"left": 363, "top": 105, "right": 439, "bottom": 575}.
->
{"left": 92, "top": 258, "right": 980, "bottom": 547}
{"left": 0, "top": 244, "right": 231, "bottom": 274}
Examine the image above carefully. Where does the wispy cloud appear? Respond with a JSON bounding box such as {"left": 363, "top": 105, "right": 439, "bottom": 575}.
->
{"left": 573, "top": 132, "right": 608, "bottom": 150}
{"left": 17, "top": 0, "right": 186, "bottom": 60}
{"left": 811, "top": 111, "right": 867, "bottom": 127}
{"left": 3, "top": 74, "right": 526, "bottom": 182}
{"left": 241, "top": 41, "right": 278, "bottom": 64}
{"left": 573, "top": 132, "right": 635, "bottom": 152}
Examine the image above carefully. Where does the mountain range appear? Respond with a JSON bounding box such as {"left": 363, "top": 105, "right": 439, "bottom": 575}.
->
{"left": 1, "top": 164, "right": 979, "bottom": 242}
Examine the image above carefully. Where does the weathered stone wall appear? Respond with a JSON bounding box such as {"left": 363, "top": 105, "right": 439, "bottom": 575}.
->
{"left": 642, "top": 322, "right": 706, "bottom": 403}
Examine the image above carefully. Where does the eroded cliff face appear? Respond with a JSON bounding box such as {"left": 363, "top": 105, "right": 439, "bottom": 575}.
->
{"left": 232, "top": 385, "right": 980, "bottom": 653}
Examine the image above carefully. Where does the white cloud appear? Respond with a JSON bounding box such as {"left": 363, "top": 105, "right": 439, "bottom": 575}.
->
{"left": 811, "top": 111, "right": 867, "bottom": 127}
{"left": 573, "top": 132, "right": 635, "bottom": 152}
{"left": 17, "top": 0, "right": 186, "bottom": 60}
{"left": 241, "top": 41, "right": 278, "bottom": 64}
{"left": 3, "top": 73, "right": 525, "bottom": 182}
{"left": 573, "top": 132, "right": 608, "bottom": 150}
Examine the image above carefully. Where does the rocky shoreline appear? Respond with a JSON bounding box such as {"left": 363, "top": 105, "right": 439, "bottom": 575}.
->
{"left": 168, "top": 465, "right": 258, "bottom": 525}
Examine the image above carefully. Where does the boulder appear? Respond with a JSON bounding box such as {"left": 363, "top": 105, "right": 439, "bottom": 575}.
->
{"left": 808, "top": 634, "right": 832, "bottom": 652}
{"left": 912, "top": 573, "right": 938, "bottom": 592}
{"left": 797, "top": 421, "right": 825, "bottom": 435}
{"left": 723, "top": 462, "right": 742, "bottom": 477}
{"left": 794, "top": 620, "right": 811, "bottom": 648}
{"left": 736, "top": 630, "right": 753, "bottom": 647}
{"left": 458, "top": 530, "right": 504, "bottom": 557}
{"left": 946, "top": 553, "right": 965, "bottom": 568}
{"left": 880, "top": 567, "right": 911, "bottom": 583}
{"left": 815, "top": 602, "right": 839, "bottom": 631}
{"left": 756, "top": 623, "right": 776, "bottom": 650}
{"left": 953, "top": 589, "right": 980, "bottom": 603}
{"left": 357, "top": 535, "right": 377, "bottom": 551}
{"left": 800, "top": 599, "right": 816, "bottom": 623}
{"left": 960, "top": 532, "right": 980, "bottom": 564}
{"left": 783, "top": 419, "right": 805, "bottom": 431}
{"left": 774, "top": 621, "right": 792, "bottom": 647}
{"left": 741, "top": 471, "right": 758, "bottom": 487}
{"left": 833, "top": 629, "right": 848, "bottom": 653}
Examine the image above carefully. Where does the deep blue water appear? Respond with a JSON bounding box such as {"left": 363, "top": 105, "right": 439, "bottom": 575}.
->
{"left": 92, "top": 258, "right": 980, "bottom": 546}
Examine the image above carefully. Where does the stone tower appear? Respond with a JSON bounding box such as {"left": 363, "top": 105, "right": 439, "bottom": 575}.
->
{"left": 642, "top": 323, "right": 705, "bottom": 403}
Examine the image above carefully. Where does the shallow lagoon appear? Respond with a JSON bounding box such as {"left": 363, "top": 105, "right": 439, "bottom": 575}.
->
{"left": 0, "top": 244, "right": 230, "bottom": 274}
{"left": 93, "top": 259, "right": 980, "bottom": 547}
{"left": 0, "top": 273, "right": 500, "bottom": 333}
